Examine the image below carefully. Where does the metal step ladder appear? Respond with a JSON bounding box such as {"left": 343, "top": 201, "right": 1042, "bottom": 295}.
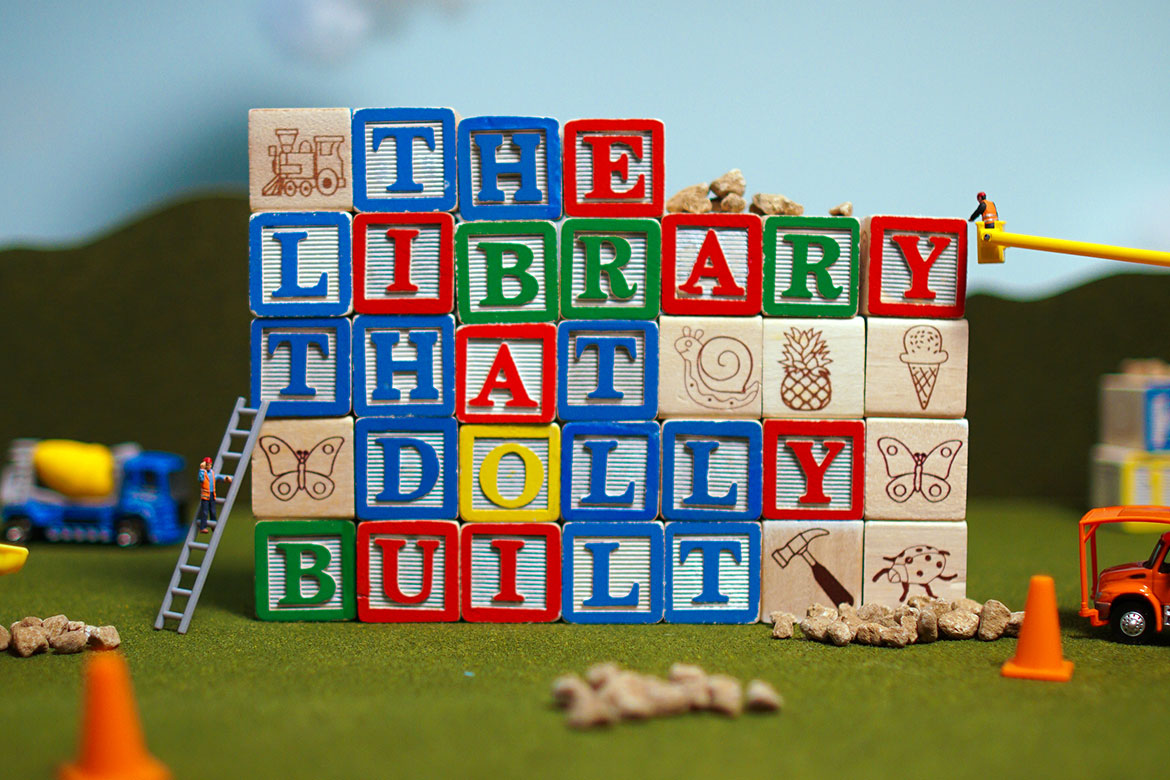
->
{"left": 154, "top": 397, "right": 268, "bottom": 634}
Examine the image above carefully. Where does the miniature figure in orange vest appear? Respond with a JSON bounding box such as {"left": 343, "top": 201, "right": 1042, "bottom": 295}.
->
{"left": 195, "top": 457, "right": 231, "bottom": 534}
{"left": 968, "top": 192, "right": 998, "bottom": 228}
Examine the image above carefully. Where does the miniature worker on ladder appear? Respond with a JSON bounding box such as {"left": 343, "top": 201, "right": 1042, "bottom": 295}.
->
{"left": 969, "top": 192, "right": 998, "bottom": 229}
{"left": 195, "top": 457, "right": 231, "bottom": 534}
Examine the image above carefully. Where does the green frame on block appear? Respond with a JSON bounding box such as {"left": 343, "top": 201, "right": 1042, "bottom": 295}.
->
{"left": 763, "top": 215, "right": 859, "bottom": 317}
{"left": 559, "top": 218, "right": 662, "bottom": 320}
{"left": 254, "top": 520, "right": 356, "bottom": 621}
{"left": 455, "top": 220, "right": 558, "bottom": 323}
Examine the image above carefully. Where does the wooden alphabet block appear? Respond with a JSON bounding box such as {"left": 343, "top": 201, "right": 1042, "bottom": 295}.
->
{"left": 355, "top": 417, "right": 457, "bottom": 520}
{"left": 865, "top": 318, "right": 968, "bottom": 418}
{"left": 864, "top": 418, "right": 968, "bottom": 521}
{"left": 251, "top": 417, "right": 355, "bottom": 519}
{"left": 356, "top": 520, "right": 459, "bottom": 622}
{"left": 561, "top": 422, "right": 660, "bottom": 522}
{"left": 250, "top": 318, "right": 351, "bottom": 418}
{"left": 762, "top": 317, "right": 865, "bottom": 419}
{"left": 353, "top": 315, "right": 455, "bottom": 418}
{"left": 249, "top": 108, "right": 352, "bottom": 212}
{"left": 658, "top": 316, "right": 763, "bottom": 418}
{"left": 662, "top": 420, "right": 762, "bottom": 521}
{"left": 461, "top": 522, "right": 561, "bottom": 622}
{"left": 1100, "top": 374, "right": 1170, "bottom": 452}
{"left": 457, "top": 116, "right": 562, "bottom": 221}
{"left": 562, "top": 521, "right": 664, "bottom": 624}
{"left": 559, "top": 218, "right": 662, "bottom": 320}
{"left": 254, "top": 520, "right": 356, "bottom": 621}
{"left": 249, "top": 212, "right": 352, "bottom": 317}
{"left": 862, "top": 520, "right": 967, "bottom": 606}
{"left": 763, "top": 420, "right": 865, "bottom": 520}
{"left": 351, "top": 107, "right": 458, "bottom": 213}
{"left": 558, "top": 320, "right": 657, "bottom": 421}
{"left": 353, "top": 212, "right": 454, "bottom": 315}
{"left": 457, "top": 323, "right": 556, "bottom": 424}
{"left": 762, "top": 215, "right": 859, "bottom": 317}
{"left": 861, "top": 216, "right": 967, "bottom": 318}
{"left": 562, "top": 119, "right": 665, "bottom": 218}
{"left": 459, "top": 424, "right": 561, "bottom": 522}
{"left": 665, "top": 521, "right": 761, "bottom": 624}
{"left": 455, "top": 221, "right": 558, "bottom": 323}
{"left": 662, "top": 214, "right": 763, "bottom": 315}
{"left": 762, "top": 520, "right": 863, "bottom": 619}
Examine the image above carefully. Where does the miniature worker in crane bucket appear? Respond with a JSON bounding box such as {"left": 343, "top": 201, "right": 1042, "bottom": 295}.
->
{"left": 968, "top": 192, "right": 998, "bottom": 228}
{"left": 195, "top": 457, "right": 231, "bottom": 534}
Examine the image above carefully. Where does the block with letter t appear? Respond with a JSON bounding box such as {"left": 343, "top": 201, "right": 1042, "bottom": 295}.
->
{"left": 356, "top": 519, "right": 459, "bottom": 622}
{"left": 457, "top": 323, "right": 556, "bottom": 424}
{"left": 662, "top": 213, "right": 762, "bottom": 316}
{"left": 561, "top": 421, "right": 660, "bottom": 522}
{"left": 249, "top": 211, "right": 352, "bottom": 317}
{"left": 661, "top": 419, "right": 762, "bottom": 521}
{"left": 562, "top": 521, "right": 664, "bottom": 624}
{"left": 763, "top": 215, "right": 859, "bottom": 317}
{"left": 762, "top": 419, "right": 865, "bottom": 520}
{"left": 457, "top": 116, "right": 562, "bottom": 221}
{"left": 353, "top": 315, "right": 455, "bottom": 418}
{"left": 254, "top": 520, "right": 356, "bottom": 621}
{"left": 456, "top": 221, "right": 558, "bottom": 323}
{"left": 461, "top": 522, "right": 562, "bottom": 622}
{"left": 560, "top": 218, "right": 661, "bottom": 320}
{"left": 562, "top": 119, "right": 664, "bottom": 217}
{"left": 351, "top": 107, "right": 458, "bottom": 213}
{"left": 665, "top": 521, "right": 761, "bottom": 624}
{"left": 251, "top": 317, "right": 351, "bottom": 417}
{"left": 355, "top": 417, "right": 457, "bottom": 520}
{"left": 353, "top": 212, "right": 454, "bottom": 315}
{"left": 558, "top": 320, "right": 657, "bottom": 421}
{"left": 861, "top": 216, "right": 967, "bottom": 318}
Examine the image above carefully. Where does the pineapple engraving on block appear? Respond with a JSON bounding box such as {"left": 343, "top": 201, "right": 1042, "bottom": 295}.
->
{"left": 778, "top": 328, "right": 832, "bottom": 412}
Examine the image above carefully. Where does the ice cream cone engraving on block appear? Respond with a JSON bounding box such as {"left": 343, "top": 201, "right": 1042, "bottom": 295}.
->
{"left": 778, "top": 328, "right": 831, "bottom": 412}
{"left": 899, "top": 325, "right": 948, "bottom": 410}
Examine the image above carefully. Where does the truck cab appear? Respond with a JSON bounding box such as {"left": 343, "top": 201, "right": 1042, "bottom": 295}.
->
{"left": 1079, "top": 507, "right": 1170, "bottom": 642}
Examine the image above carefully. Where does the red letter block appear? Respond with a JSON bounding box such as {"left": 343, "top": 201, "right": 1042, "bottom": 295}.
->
{"left": 563, "top": 119, "right": 664, "bottom": 218}
{"left": 357, "top": 520, "right": 459, "bottom": 622}
{"left": 663, "top": 214, "right": 762, "bottom": 316}
{"left": 353, "top": 212, "right": 454, "bottom": 314}
{"left": 862, "top": 216, "right": 967, "bottom": 318}
{"left": 461, "top": 523, "right": 561, "bottom": 622}
{"left": 456, "top": 323, "right": 556, "bottom": 423}
{"left": 763, "top": 419, "right": 865, "bottom": 520}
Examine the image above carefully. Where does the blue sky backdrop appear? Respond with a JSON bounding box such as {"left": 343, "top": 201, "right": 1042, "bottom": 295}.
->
{"left": 2, "top": 0, "right": 1167, "bottom": 297}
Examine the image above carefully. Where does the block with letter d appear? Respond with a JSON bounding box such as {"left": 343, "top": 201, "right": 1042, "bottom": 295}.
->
{"left": 665, "top": 521, "right": 761, "bottom": 624}
{"left": 457, "top": 116, "right": 562, "bottom": 221}
{"left": 461, "top": 522, "right": 561, "bottom": 622}
{"left": 763, "top": 419, "right": 865, "bottom": 520}
{"left": 353, "top": 212, "right": 454, "bottom": 315}
{"left": 357, "top": 520, "right": 459, "bottom": 622}
{"left": 562, "top": 521, "right": 664, "bottom": 624}
{"left": 251, "top": 317, "right": 351, "bottom": 418}
{"left": 763, "top": 215, "right": 859, "bottom": 317}
{"left": 459, "top": 424, "right": 560, "bottom": 522}
{"left": 355, "top": 417, "right": 457, "bottom": 520}
{"left": 862, "top": 216, "right": 967, "bottom": 318}
{"left": 255, "top": 520, "right": 356, "bottom": 621}
{"left": 351, "top": 107, "right": 458, "bottom": 213}
{"left": 562, "top": 119, "right": 665, "bottom": 218}
{"left": 456, "top": 221, "right": 558, "bottom": 323}
{"left": 557, "top": 320, "right": 658, "bottom": 421}
{"left": 353, "top": 315, "right": 454, "bottom": 417}
{"left": 561, "top": 421, "right": 660, "bottom": 522}
{"left": 249, "top": 211, "right": 352, "bottom": 317}
{"left": 662, "top": 419, "right": 762, "bottom": 521}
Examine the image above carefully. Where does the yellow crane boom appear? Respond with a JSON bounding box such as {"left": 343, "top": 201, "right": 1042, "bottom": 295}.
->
{"left": 976, "top": 221, "right": 1170, "bottom": 269}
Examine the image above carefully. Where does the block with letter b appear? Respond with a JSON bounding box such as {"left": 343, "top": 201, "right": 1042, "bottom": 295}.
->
{"left": 763, "top": 215, "right": 859, "bottom": 317}
{"left": 662, "top": 214, "right": 763, "bottom": 316}
{"left": 351, "top": 107, "right": 458, "bottom": 213}
{"left": 559, "top": 218, "right": 661, "bottom": 320}
{"left": 456, "top": 221, "right": 558, "bottom": 323}
{"left": 251, "top": 317, "right": 351, "bottom": 418}
{"left": 255, "top": 520, "right": 356, "bottom": 621}
{"left": 563, "top": 119, "right": 665, "bottom": 218}
{"left": 357, "top": 520, "right": 459, "bottom": 622}
{"left": 562, "top": 521, "right": 664, "bottom": 624}
{"left": 558, "top": 320, "right": 657, "bottom": 421}
{"left": 353, "top": 212, "right": 454, "bottom": 315}
{"left": 763, "top": 419, "right": 865, "bottom": 520}
{"left": 561, "top": 421, "right": 660, "bottom": 522}
{"left": 355, "top": 417, "right": 457, "bottom": 520}
{"left": 861, "top": 216, "right": 967, "bottom": 318}
{"left": 249, "top": 211, "right": 352, "bottom": 317}
{"left": 457, "top": 323, "right": 555, "bottom": 424}
{"left": 461, "top": 522, "right": 562, "bottom": 622}
{"left": 353, "top": 315, "right": 455, "bottom": 418}
{"left": 662, "top": 419, "right": 762, "bottom": 521}
{"left": 665, "top": 521, "right": 761, "bottom": 624}
{"left": 457, "top": 116, "right": 562, "bottom": 221}
{"left": 459, "top": 424, "right": 561, "bottom": 522}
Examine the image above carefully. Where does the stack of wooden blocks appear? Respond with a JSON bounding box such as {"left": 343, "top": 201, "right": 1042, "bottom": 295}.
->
{"left": 1092, "top": 369, "right": 1170, "bottom": 507}
{"left": 247, "top": 107, "right": 970, "bottom": 624}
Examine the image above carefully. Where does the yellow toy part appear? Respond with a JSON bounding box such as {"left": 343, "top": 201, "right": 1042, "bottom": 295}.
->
{"left": 32, "top": 440, "right": 116, "bottom": 499}
{"left": 0, "top": 543, "right": 28, "bottom": 575}
{"left": 977, "top": 221, "right": 1170, "bottom": 268}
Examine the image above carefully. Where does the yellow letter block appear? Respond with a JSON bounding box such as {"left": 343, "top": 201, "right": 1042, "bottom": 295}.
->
{"left": 459, "top": 424, "right": 561, "bottom": 522}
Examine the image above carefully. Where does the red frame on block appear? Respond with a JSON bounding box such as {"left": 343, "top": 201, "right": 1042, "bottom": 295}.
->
{"left": 863, "top": 215, "right": 967, "bottom": 318}
{"left": 563, "top": 119, "right": 665, "bottom": 218}
{"left": 455, "top": 323, "right": 556, "bottom": 424}
{"left": 353, "top": 212, "right": 454, "bottom": 314}
{"left": 763, "top": 419, "right": 865, "bottom": 520}
{"left": 357, "top": 520, "right": 459, "bottom": 622}
{"left": 662, "top": 213, "right": 763, "bottom": 315}
{"left": 460, "top": 523, "right": 561, "bottom": 623}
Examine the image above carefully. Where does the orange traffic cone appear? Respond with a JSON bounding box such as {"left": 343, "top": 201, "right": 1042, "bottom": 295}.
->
{"left": 1001, "top": 575, "right": 1074, "bottom": 682}
{"left": 59, "top": 652, "right": 171, "bottom": 780}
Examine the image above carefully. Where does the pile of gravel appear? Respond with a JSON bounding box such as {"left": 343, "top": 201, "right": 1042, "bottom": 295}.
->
{"left": 665, "top": 169, "right": 851, "bottom": 218}
{"left": 2, "top": 615, "right": 120, "bottom": 658}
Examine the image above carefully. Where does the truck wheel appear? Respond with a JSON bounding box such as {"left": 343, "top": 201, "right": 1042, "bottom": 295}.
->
{"left": 2, "top": 517, "right": 32, "bottom": 544}
{"left": 1110, "top": 600, "right": 1154, "bottom": 644}
{"left": 114, "top": 518, "right": 143, "bottom": 549}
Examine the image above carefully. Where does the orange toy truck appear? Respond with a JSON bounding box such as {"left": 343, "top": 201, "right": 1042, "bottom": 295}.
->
{"left": 1078, "top": 506, "right": 1170, "bottom": 642}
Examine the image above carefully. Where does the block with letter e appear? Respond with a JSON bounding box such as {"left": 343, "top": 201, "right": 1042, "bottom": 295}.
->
{"left": 456, "top": 221, "right": 558, "bottom": 323}
{"left": 861, "top": 216, "right": 967, "bottom": 318}
{"left": 561, "top": 421, "right": 660, "bottom": 522}
{"left": 763, "top": 419, "right": 865, "bottom": 520}
{"left": 457, "top": 116, "right": 561, "bottom": 221}
{"left": 763, "top": 215, "right": 859, "bottom": 317}
{"left": 560, "top": 218, "right": 661, "bottom": 320}
{"left": 662, "top": 419, "right": 762, "bottom": 521}
{"left": 558, "top": 320, "right": 657, "bottom": 421}
{"left": 662, "top": 213, "right": 762, "bottom": 316}
{"left": 461, "top": 522, "right": 561, "bottom": 622}
{"left": 351, "top": 107, "right": 458, "bottom": 213}
{"left": 357, "top": 520, "right": 459, "bottom": 622}
{"left": 255, "top": 520, "right": 356, "bottom": 621}
{"left": 665, "top": 521, "right": 761, "bottom": 624}
{"left": 249, "top": 211, "right": 352, "bottom": 317}
{"left": 251, "top": 317, "right": 351, "bottom": 417}
{"left": 353, "top": 212, "right": 454, "bottom": 315}
{"left": 563, "top": 119, "right": 664, "bottom": 217}
{"left": 355, "top": 417, "right": 457, "bottom": 520}
{"left": 562, "top": 521, "right": 664, "bottom": 624}
{"left": 353, "top": 315, "right": 454, "bottom": 417}
{"left": 459, "top": 424, "right": 561, "bottom": 522}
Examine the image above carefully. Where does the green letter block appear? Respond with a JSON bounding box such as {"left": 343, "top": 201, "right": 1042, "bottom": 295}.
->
{"left": 456, "top": 221, "right": 557, "bottom": 323}
{"left": 763, "top": 215, "right": 859, "bottom": 317}
{"left": 560, "top": 218, "right": 661, "bottom": 320}
{"left": 255, "top": 520, "right": 356, "bottom": 621}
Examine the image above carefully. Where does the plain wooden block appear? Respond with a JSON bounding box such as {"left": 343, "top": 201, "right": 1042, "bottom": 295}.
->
{"left": 860, "top": 216, "right": 966, "bottom": 318}
{"left": 1100, "top": 373, "right": 1170, "bottom": 451}
{"left": 763, "top": 317, "right": 865, "bottom": 418}
{"left": 456, "top": 323, "right": 556, "bottom": 424}
{"left": 864, "top": 418, "right": 968, "bottom": 521}
{"left": 658, "top": 316, "right": 763, "bottom": 418}
{"left": 251, "top": 417, "right": 355, "bottom": 519}
{"left": 761, "top": 520, "right": 863, "bottom": 619}
{"left": 249, "top": 108, "right": 352, "bottom": 212}
{"left": 459, "top": 424, "right": 560, "bottom": 522}
{"left": 356, "top": 520, "right": 459, "bottom": 622}
{"left": 561, "top": 521, "right": 664, "bottom": 624}
{"left": 460, "top": 522, "right": 562, "bottom": 622}
{"left": 254, "top": 520, "right": 356, "bottom": 621}
{"left": 665, "top": 521, "right": 761, "bottom": 624}
{"left": 862, "top": 520, "right": 967, "bottom": 606}
{"left": 865, "top": 317, "right": 968, "bottom": 418}
{"left": 662, "top": 214, "right": 763, "bottom": 316}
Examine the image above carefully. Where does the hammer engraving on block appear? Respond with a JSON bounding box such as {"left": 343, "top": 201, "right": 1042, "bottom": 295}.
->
{"left": 770, "top": 528, "right": 854, "bottom": 607}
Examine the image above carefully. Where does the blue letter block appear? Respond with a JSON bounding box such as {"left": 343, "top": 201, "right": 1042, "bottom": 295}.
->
{"left": 557, "top": 320, "right": 658, "bottom": 421}
{"left": 661, "top": 420, "right": 762, "bottom": 521}
{"left": 251, "top": 317, "right": 351, "bottom": 417}
{"left": 356, "top": 417, "right": 457, "bottom": 520}
{"left": 561, "top": 421, "right": 659, "bottom": 522}
{"left": 249, "top": 212, "right": 352, "bottom": 317}
{"left": 352, "top": 107, "right": 458, "bottom": 213}
{"left": 665, "top": 521, "right": 760, "bottom": 624}
{"left": 457, "top": 116, "right": 562, "bottom": 221}
{"left": 353, "top": 315, "right": 455, "bottom": 417}
{"left": 562, "top": 521, "right": 664, "bottom": 624}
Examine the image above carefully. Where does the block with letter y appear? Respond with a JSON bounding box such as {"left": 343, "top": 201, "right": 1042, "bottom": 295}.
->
{"left": 861, "top": 216, "right": 967, "bottom": 318}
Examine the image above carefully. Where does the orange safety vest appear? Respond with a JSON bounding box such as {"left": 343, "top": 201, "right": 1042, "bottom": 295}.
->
{"left": 199, "top": 468, "right": 215, "bottom": 500}
{"left": 982, "top": 200, "right": 998, "bottom": 222}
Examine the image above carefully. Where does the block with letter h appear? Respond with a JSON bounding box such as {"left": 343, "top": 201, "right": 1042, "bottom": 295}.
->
{"left": 665, "top": 521, "right": 761, "bottom": 624}
{"left": 558, "top": 320, "right": 657, "bottom": 421}
{"left": 351, "top": 107, "right": 458, "bottom": 213}
{"left": 357, "top": 520, "right": 459, "bottom": 622}
{"left": 459, "top": 424, "right": 560, "bottom": 522}
{"left": 355, "top": 417, "right": 457, "bottom": 520}
{"left": 563, "top": 119, "right": 664, "bottom": 218}
{"left": 249, "top": 212, "right": 352, "bottom": 317}
{"left": 353, "top": 212, "right": 454, "bottom": 315}
{"left": 353, "top": 315, "right": 455, "bottom": 418}
{"left": 251, "top": 318, "right": 351, "bottom": 417}
{"left": 461, "top": 522, "right": 561, "bottom": 622}
{"left": 457, "top": 116, "right": 562, "bottom": 221}
{"left": 456, "top": 221, "right": 558, "bottom": 323}
{"left": 662, "top": 420, "right": 762, "bottom": 521}
{"left": 663, "top": 214, "right": 763, "bottom": 316}
{"left": 457, "top": 323, "right": 556, "bottom": 424}
{"left": 255, "top": 520, "right": 356, "bottom": 621}
{"left": 763, "top": 419, "right": 865, "bottom": 520}
{"left": 561, "top": 422, "right": 660, "bottom": 522}
{"left": 562, "top": 521, "right": 664, "bottom": 624}
{"left": 862, "top": 216, "right": 967, "bottom": 318}
{"left": 560, "top": 218, "right": 661, "bottom": 320}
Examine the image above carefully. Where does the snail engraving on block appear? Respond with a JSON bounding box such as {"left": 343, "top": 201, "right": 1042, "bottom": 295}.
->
{"left": 674, "top": 326, "right": 760, "bottom": 410}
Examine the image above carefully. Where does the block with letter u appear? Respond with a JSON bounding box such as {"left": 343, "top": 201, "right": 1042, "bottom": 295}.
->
{"left": 357, "top": 520, "right": 459, "bottom": 622}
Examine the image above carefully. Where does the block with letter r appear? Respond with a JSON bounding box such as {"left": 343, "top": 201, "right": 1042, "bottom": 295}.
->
{"left": 357, "top": 519, "right": 459, "bottom": 622}
{"left": 461, "top": 522, "right": 562, "bottom": 623}
{"left": 351, "top": 107, "right": 458, "bottom": 213}
{"left": 559, "top": 218, "right": 661, "bottom": 320}
{"left": 353, "top": 315, "right": 455, "bottom": 417}
{"left": 353, "top": 212, "right": 454, "bottom": 315}
{"left": 457, "top": 116, "right": 562, "bottom": 221}
{"left": 456, "top": 221, "right": 558, "bottom": 323}
{"left": 255, "top": 520, "right": 356, "bottom": 621}
{"left": 251, "top": 317, "right": 351, "bottom": 417}
{"left": 763, "top": 215, "right": 859, "bottom": 317}
{"left": 665, "top": 521, "right": 760, "bottom": 624}
{"left": 249, "top": 212, "right": 352, "bottom": 317}
{"left": 562, "top": 521, "right": 664, "bottom": 624}
{"left": 561, "top": 421, "right": 660, "bottom": 522}
{"left": 557, "top": 320, "right": 658, "bottom": 421}
{"left": 562, "top": 119, "right": 664, "bottom": 218}
{"left": 661, "top": 420, "right": 762, "bottom": 521}
{"left": 355, "top": 417, "right": 457, "bottom": 520}
{"left": 763, "top": 419, "right": 865, "bottom": 520}
{"left": 861, "top": 215, "right": 967, "bottom": 318}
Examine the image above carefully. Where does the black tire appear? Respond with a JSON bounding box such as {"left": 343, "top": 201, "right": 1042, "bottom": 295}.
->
{"left": 1110, "top": 599, "right": 1155, "bottom": 644}
{"left": 114, "top": 517, "right": 144, "bottom": 549}
{"left": 2, "top": 516, "right": 32, "bottom": 545}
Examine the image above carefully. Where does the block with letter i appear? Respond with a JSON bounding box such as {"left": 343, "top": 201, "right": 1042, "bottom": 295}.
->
{"left": 357, "top": 520, "right": 459, "bottom": 622}
{"left": 351, "top": 107, "right": 458, "bottom": 213}
{"left": 763, "top": 215, "right": 859, "bottom": 317}
{"left": 665, "top": 521, "right": 761, "bottom": 624}
{"left": 249, "top": 212, "right": 352, "bottom": 317}
{"left": 355, "top": 417, "right": 457, "bottom": 520}
{"left": 457, "top": 116, "right": 562, "bottom": 221}
{"left": 248, "top": 108, "right": 352, "bottom": 212}
{"left": 251, "top": 317, "right": 351, "bottom": 417}
{"left": 562, "top": 119, "right": 665, "bottom": 217}
{"left": 562, "top": 522, "right": 664, "bottom": 624}
{"left": 865, "top": 418, "right": 968, "bottom": 521}
{"left": 459, "top": 424, "right": 560, "bottom": 522}
{"left": 461, "top": 522, "right": 562, "bottom": 623}
{"left": 558, "top": 320, "right": 657, "bottom": 421}
{"left": 255, "top": 520, "right": 356, "bottom": 621}
{"left": 457, "top": 323, "right": 555, "bottom": 424}
{"left": 353, "top": 212, "right": 454, "bottom": 315}
{"left": 560, "top": 218, "right": 662, "bottom": 320}
{"left": 662, "top": 214, "right": 763, "bottom": 316}
{"left": 353, "top": 315, "right": 455, "bottom": 418}
{"left": 861, "top": 216, "right": 967, "bottom": 318}
{"left": 456, "top": 221, "right": 558, "bottom": 323}
{"left": 561, "top": 422, "right": 660, "bottom": 522}
{"left": 763, "top": 419, "right": 865, "bottom": 520}
{"left": 662, "top": 420, "right": 762, "bottom": 521}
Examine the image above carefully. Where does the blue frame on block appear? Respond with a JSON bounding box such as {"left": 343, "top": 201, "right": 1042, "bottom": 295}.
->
{"left": 249, "top": 211, "right": 352, "bottom": 317}
{"left": 562, "top": 521, "right": 664, "bottom": 624}
{"left": 250, "top": 317, "right": 351, "bottom": 417}
{"left": 355, "top": 417, "right": 458, "bottom": 520}
{"left": 561, "top": 421, "right": 659, "bottom": 522}
{"left": 457, "top": 116, "right": 562, "bottom": 221}
{"left": 1143, "top": 385, "right": 1170, "bottom": 452}
{"left": 556, "top": 320, "right": 658, "bottom": 421}
{"left": 353, "top": 314, "right": 455, "bottom": 418}
{"left": 661, "top": 419, "right": 762, "bottom": 521}
{"left": 351, "top": 107, "right": 458, "bottom": 213}
{"left": 664, "top": 521, "right": 761, "bottom": 624}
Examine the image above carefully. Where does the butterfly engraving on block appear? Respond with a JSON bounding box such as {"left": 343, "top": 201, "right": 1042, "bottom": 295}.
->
{"left": 258, "top": 436, "right": 344, "bottom": 501}
{"left": 876, "top": 437, "right": 962, "bottom": 503}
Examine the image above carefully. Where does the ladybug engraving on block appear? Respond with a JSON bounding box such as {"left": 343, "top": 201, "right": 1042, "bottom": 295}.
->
{"left": 871, "top": 544, "right": 957, "bottom": 602}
